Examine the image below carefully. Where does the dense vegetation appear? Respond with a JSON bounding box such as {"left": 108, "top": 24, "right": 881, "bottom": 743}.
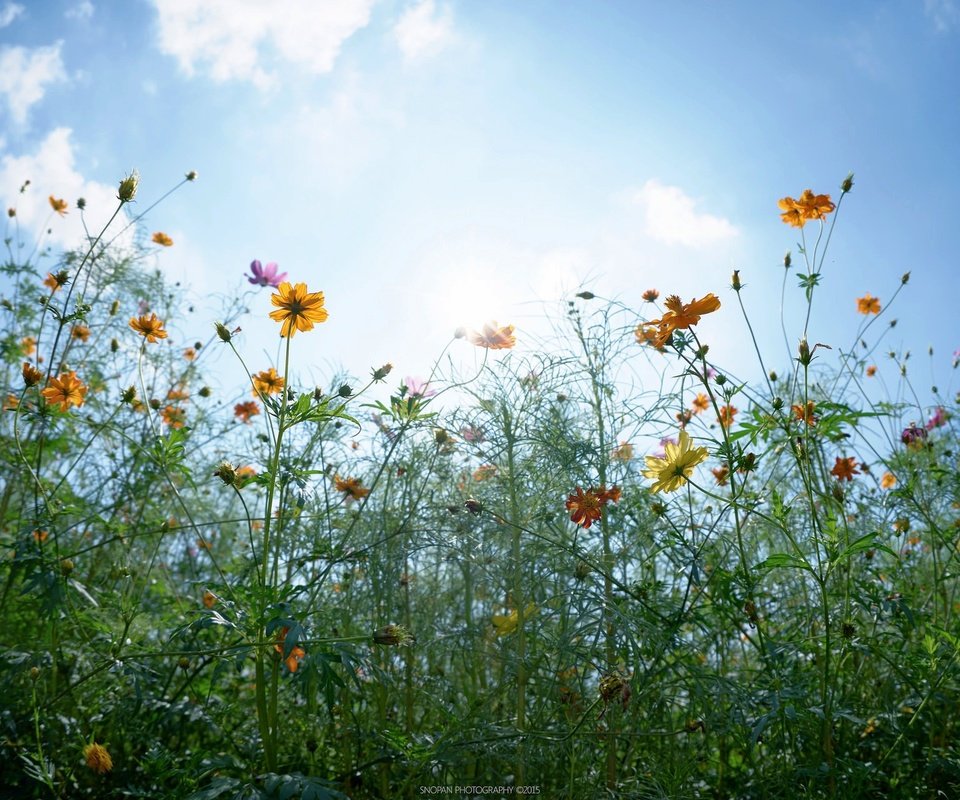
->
{"left": 1, "top": 173, "right": 958, "bottom": 799}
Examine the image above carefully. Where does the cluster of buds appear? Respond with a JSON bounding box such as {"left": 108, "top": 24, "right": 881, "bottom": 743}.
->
{"left": 372, "top": 624, "right": 416, "bottom": 647}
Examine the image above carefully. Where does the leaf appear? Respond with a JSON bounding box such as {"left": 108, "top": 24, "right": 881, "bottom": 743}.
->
{"left": 757, "top": 553, "right": 811, "bottom": 572}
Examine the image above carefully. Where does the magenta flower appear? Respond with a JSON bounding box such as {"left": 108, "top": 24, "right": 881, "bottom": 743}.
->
{"left": 901, "top": 423, "right": 927, "bottom": 448}
{"left": 246, "top": 260, "right": 287, "bottom": 288}
{"left": 460, "top": 425, "right": 485, "bottom": 443}
{"left": 926, "top": 406, "right": 948, "bottom": 431}
{"left": 403, "top": 376, "right": 436, "bottom": 398}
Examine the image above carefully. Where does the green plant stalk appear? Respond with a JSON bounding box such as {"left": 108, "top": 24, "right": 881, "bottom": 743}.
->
{"left": 257, "top": 333, "right": 293, "bottom": 772}
{"left": 503, "top": 406, "right": 526, "bottom": 785}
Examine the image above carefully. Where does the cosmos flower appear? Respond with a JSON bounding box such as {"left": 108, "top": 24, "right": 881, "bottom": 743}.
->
{"left": 129, "top": 313, "right": 168, "bottom": 343}
{"left": 335, "top": 475, "right": 370, "bottom": 501}
{"left": 643, "top": 430, "right": 709, "bottom": 494}
{"left": 866, "top": 365, "right": 877, "bottom": 377}
{"left": 234, "top": 401, "right": 260, "bottom": 422}
{"left": 831, "top": 457, "right": 860, "bottom": 482}
{"left": 857, "top": 294, "right": 881, "bottom": 315}
{"left": 403, "top": 376, "right": 436, "bottom": 398}
{"left": 22, "top": 362, "right": 43, "bottom": 387}
{"left": 151, "top": 232, "right": 173, "bottom": 246}
{"left": 718, "top": 405, "right": 738, "bottom": 429}
{"left": 252, "top": 368, "right": 284, "bottom": 397}
{"left": 161, "top": 405, "right": 186, "bottom": 428}
{"left": 492, "top": 603, "right": 537, "bottom": 637}
{"left": 925, "top": 406, "right": 947, "bottom": 430}
{"left": 49, "top": 196, "right": 68, "bottom": 216}
{"left": 792, "top": 401, "right": 817, "bottom": 426}
{"left": 880, "top": 472, "right": 897, "bottom": 490}
{"left": 565, "top": 485, "right": 621, "bottom": 529}
{"left": 274, "top": 627, "right": 306, "bottom": 672}
{"left": 642, "top": 288, "right": 660, "bottom": 302}
{"left": 641, "top": 293, "right": 721, "bottom": 348}
{"left": 83, "top": 743, "right": 112, "bottom": 774}
{"left": 41, "top": 372, "right": 87, "bottom": 412}
{"left": 468, "top": 321, "right": 516, "bottom": 350}
{"left": 246, "top": 259, "right": 287, "bottom": 288}
{"left": 778, "top": 190, "right": 835, "bottom": 228}
{"left": 691, "top": 393, "right": 710, "bottom": 414}
{"left": 269, "top": 281, "right": 328, "bottom": 338}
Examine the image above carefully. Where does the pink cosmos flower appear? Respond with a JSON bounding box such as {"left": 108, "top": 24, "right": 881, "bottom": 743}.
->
{"left": 246, "top": 260, "right": 287, "bottom": 288}
{"left": 653, "top": 436, "right": 678, "bottom": 459}
{"left": 460, "top": 425, "right": 485, "bottom": 443}
{"left": 926, "top": 406, "right": 948, "bottom": 430}
{"left": 403, "top": 376, "right": 436, "bottom": 398}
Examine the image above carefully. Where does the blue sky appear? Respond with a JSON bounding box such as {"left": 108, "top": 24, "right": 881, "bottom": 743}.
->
{"left": 1, "top": 0, "right": 958, "bottom": 408}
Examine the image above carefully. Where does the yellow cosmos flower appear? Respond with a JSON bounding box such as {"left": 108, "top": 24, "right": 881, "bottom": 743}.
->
{"left": 151, "top": 231, "right": 173, "bottom": 246}
{"left": 252, "top": 368, "right": 284, "bottom": 397}
{"left": 856, "top": 293, "right": 881, "bottom": 314}
{"left": 83, "top": 742, "right": 113, "bottom": 774}
{"left": 880, "top": 471, "right": 897, "bottom": 490}
{"left": 49, "top": 195, "right": 68, "bottom": 216}
{"left": 642, "top": 430, "right": 709, "bottom": 494}
{"left": 492, "top": 603, "right": 537, "bottom": 637}
{"left": 778, "top": 189, "right": 835, "bottom": 228}
{"left": 41, "top": 371, "right": 88, "bottom": 412}
{"left": 129, "top": 313, "right": 168, "bottom": 342}
{"left": 269, "top": 281, "right": 328, "bottom": 338}
{"left": 642, "top": 293, "right": 720, "bottom": 348}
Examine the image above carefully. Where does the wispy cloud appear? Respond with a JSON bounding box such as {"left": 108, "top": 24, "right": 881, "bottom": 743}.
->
{"left": 65, "top": 1, "right": 95, "bottom": 21}
{"left": 0, "top": 42, "right": 67, "bottom": 125}
{"left": 151, "top": 0, "right": 374, "bottom": 88}
{"left": 0, "top": 128, "right": 132, "bottom": 251}
{"left": 629, "top": 180, "right": 738, "bottom": 248}
{"left": 0, "top": 2, "right": 23, "bottom": 28}
{"left": 394, "top": 0, "right": 455, "bottom": 62}
{"left": 924, "top": 0, "right": 960, "bottom": 31}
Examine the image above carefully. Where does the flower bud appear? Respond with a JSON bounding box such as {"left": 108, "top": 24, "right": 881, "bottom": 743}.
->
{"left": 186, "top": 170, "right": 197, "bottom": 181}
{"left": 841, "top": 172, "right": 854, "bottom": 194}
{"left": 77, "top": 197, "right": 86, "bottom": 210}
{"left": 214, "top": 461, "right": 237, "bottom": 486}
{"left": 118, "top": 170, "right": 140, "bottom": 203}
{"left": 797, "top": 338, "right": 812, "bottom": 366}
{"left": 6, "top": 208, "right": 14, "bottom": 217}
{"left": 121, "top": 386, "right": 137, "bottom": 404}
{"left": 901, "top": 271, "right": 910, "bottom": 285}
{"left": 575, "top": 291, "right": 595, "bottom": 300}
{"left": 731, "top": 270, "right": 741, "bottom": 291}
{"left": 338, "top": 384, "right": 352, "bottom": 398}
{"left": 109, "top": 299, "right": 120, "bottom": 316}
{"left": 372, "top": 362, "right": 393, "bottom": 381}
{"left": 214, "top": 322, "right": 232, "bottom": 343}
{"left": 768, "top": 371, "right": 778, "bottom": 382}
{"left": 110, "top": 338, "right": 119, "bottom": 353}
{"left": 464, "top": 498, "right": 483, "bottom": 515}
{"left": 783, "top": 251, "right": 792, "bottom": 269}
{"left": 372, "top": 623, "right": 416, "bottom": 647}
{"left": 198, "top": 386, "right": 211, "bottom": 398}
{"left": 178, "top": 656, "right": 190, "bottom": 670}
{"left": 60, "top": 558, "right": 74, "bottom": 575}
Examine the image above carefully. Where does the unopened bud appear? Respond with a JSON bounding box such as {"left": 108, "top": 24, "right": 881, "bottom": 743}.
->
{"left": 214, "top": 322, "right": 232, "bottom": 343}
{"left": 731, "top": 270, "right": 741, "bottom": 291}
{"left": 214, "top": 461, "right": 236, "bottom": 486}
{"left": 783, "top": 252, "right": 792, "bottom": 269}
{"left": 109, "top": 299, "right": 120, "bottom": 316}
{"left": 798, "top": 338, "right": 812, "bottom": 366}
{"left": 575, "top": 291, "right": 595, "bottom": 300}
{"left": 841, "top": 172, "right": 854, "bottom": 194}
{"left": 901, "top": 272, "right": 910, "bottom": 285}
{"left": 338, "top": 384, "right": 352, "bottom": 398}
{"left": 60, "top": 558, "right": 74, "bottom": 575}
{"left": 118, "top": 170, "right": 140, "bottom": 203}
{"left": 372, "top": 624, "right": 416, "bottom": 647}
{"left": 110, "top": 338, "right": 119, "bottom": 353}
{"left": 372, "top": 363, "right": 393, "bottom": 381}
{"left": 76, "top": 197, "right": 86, "bottom": 210}
{"left": 198, "top": 386, "right": 211, "bottom": 398}
{"left": 768, "top": 371, "right": 778, "bottom": 382}
{"left": 121, "top": 386, "right": 137, "bottom": 404}
{"left": 434, "top": 428, "right": 450, "bottom": 445}
{"left": 178, "top": 656, "right": 190, "bottom": 670}
{"left": 464, "top": 498, "right": 483, "bottom": 515}
{"left": 186, "top": 170, "right": 198, "bottom": 181}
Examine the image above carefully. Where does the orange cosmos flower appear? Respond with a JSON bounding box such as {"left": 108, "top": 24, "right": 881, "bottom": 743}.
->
{"left": 166, "top": 386, "right": 189, "bottom": 401}
{"left": 880, "top": 472, "right": 897, "bottom": 490}
{"left": 49, "top": 195, "right": 68, "bottom": 216}
{"left": 831, "top": 456, "right": 860, "bottom": 482}
{"left": 252, "top": 368, "right": 284, "bottom": 397}
{"left": 21, "top": 336, "right": 36, "bottom": 356}
{"left": 792, "top": 401, "right": 817, "bottom": 426}
{"left": 857, "top": 294, "right": 881, "bottom": 314}
{"left": 468, "top": 321, "right": 516, "bottom": 350}
{"left": 129, "top": 313, "right": 168, "bottom": 343}
{"left": 565, "top": 485, "right": 620, "bottom": 529}
{"left": 161, "top": 405, "right": 186, "bottom": 428}
{"left": 3, "top": 394, "right": 20, "bottom": 411}
{"left": 41, "top": 371, "right": 87, "bottom": 411}
{"left": 183, "top": 347, "right": 197, "bottom": 360}
{"left": 335, "top": 475, "right": 370, "bottom": 501}
{"left": 71, "top": 325, "right": 90, "bottom": 342}
{"left": 635, "top": 323, "right": 666, "bottom": 350}
{"left": 274, "top": 627, "right": 306, "bottom": 672}
{"left": 33, "top": 529, "right": 49, "bottom": 543}
{"left": 643, "top": 293, "right": 721, "bottom": 348}
{"left": 151, "top": 232, "right": 173, "bottom": 246}
{"left": 22, "top": 362, "right": 43, "bottom": 387}
{"left": 718, "top": 405, "right": 738, "bottom": 429}
{"left": 712, "top": 466, "right": 730, "bottom": 486}
{"left": 202, "top": 590, "right": 217, "bottom": 608}
{"left": 43, "top": 273, "right": 63, "bottom": 292}
{"left": 866, "top": 365, "right": 877, "bottom": 377}
{"left": 269, "top": 281, "right": 329, "bottom": 338}
{"left": 234, "top": 400, "right": 260, "bottom": 422}
{"left": 778, "top": 189, "right": 835, "bottom": 228}
{"left": 473, "top": 464, "right": 498, "bottom": 482}
{"left": 642, "top": 289, "right": 660, "bottom": 302}
{"left": 83, "top": 742, "right": 112, "bottom": 774}
{"left": 691, "top": 393, "right": 710, "bottom": 414}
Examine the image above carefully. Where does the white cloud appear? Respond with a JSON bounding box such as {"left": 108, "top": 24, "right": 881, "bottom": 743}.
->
{"left": 0, "top": 42, "right": 67, "bottom": 125}
{"left": 151, "top": 0, "right": 374, "bottom": 88}
{"left": 0, "top": 128, "right": 133, "bottom": 252}
{"left": 925, "top": 0, "right": 960, "bottom": 31}
{"left": 65, "top": 1, "right": 95, "bottom": 21}
{"left": 628, "top": 179, "right": 738, "bottom": 248}
{"left": 394, "top": 0, "right": 455, "bottom": 62}
{"left": 0, "top": 2, "right": 23, "bottom": 28}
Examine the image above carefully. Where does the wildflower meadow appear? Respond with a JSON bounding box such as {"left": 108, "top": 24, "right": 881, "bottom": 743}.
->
{"left": 1, "top": 172, "right": 958, "bottom": 800}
